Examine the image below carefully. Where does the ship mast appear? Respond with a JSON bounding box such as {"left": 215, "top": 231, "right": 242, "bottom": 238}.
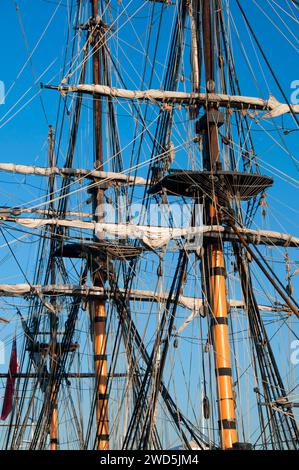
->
{"left": 200, "top": 0, "right": 237, "bottom": 449}
{"left": 2, "top": 0, "right": 299, "bottom": 450}
{"left": 90, "top": 0, "right": 109, "bottom": 451}
{"left": 48, "top": 125, "right": 59, "bottom": 451}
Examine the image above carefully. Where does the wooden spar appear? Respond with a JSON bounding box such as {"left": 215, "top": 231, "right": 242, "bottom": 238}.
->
{"left": 0, "top": 283, "right": 289, "bottom": 315}
{"left": 91, "top": 0, "right": 109, "bottom": 451}
{"left": 0, "top": 163, "right": 147, "bottom": 185}
{"left": 2, "top": 216, "right": 299, "bottom": 248}
{"left": 0, "top": 208, "right": 92, "bottom": 218}
{"left": 201, "top": 1, "right": 237, "bottom": 449}
{"left": 43, "top": 84, "right": 299, "bottom": 118}
{"left": 48, "top": 125, "right": 58, "bottom": 451}
{"left": 0, "top": 216, "right": 96, "bottom": 231}
{"left": 188, "top": 0, "right": 200, "bottom": 92}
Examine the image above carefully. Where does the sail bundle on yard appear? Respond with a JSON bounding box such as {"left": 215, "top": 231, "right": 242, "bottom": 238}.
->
{"left": 95, "top": 223, "right": 204, "bottom": 250}
{"left": 44, "top": 84, "right": 299, "bottom": 119}
{"left": 2, "top": 216, "right": 299, "bottom": 248}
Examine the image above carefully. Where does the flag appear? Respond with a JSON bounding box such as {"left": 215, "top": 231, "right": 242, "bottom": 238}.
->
{"left": 1, "top": 337, "right": 18, "bottom": 420}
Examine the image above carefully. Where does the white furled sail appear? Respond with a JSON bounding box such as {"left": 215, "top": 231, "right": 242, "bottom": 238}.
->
{"left": 45, "top": 84, "right": 299, "bottom": 119}
{"left": 96, "top": 223, "right": 204, "bottom": 249}
{"left": 2, "top": 216, "right": 299, "bottom": 248}
{"left": 0, "top": 163, "right": 147, "bottom": 185}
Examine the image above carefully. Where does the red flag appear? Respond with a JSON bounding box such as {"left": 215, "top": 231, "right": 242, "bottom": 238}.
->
{"left": 1, "top": 337, "right": 18, "bottom": 420}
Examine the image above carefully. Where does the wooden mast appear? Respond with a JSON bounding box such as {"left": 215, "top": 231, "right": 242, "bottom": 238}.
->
{"left": 48, "top": 125, "right": 59, "bottom": 450}
{"left": 91, "top": 0, "right": 109, "bottom": 451}
{"left": 201, "top": 0, "right": 238, "bottom": 449}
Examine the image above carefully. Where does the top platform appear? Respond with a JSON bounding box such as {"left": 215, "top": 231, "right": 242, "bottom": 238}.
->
{"left": 148, "top": 170, "right": 273, "bottom": 204}
{"left": 56, "top": 242, "right": 144, "bottom": 260}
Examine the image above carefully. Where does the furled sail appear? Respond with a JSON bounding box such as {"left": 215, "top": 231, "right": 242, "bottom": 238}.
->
{"left": 0, "top": 163, "right": 147, "bottom": 185}
{"left": 45, "top": 84, "right": 299, "bottom": 118}
{"left": 2, "top": 217, "right": 299, "bottom": 248}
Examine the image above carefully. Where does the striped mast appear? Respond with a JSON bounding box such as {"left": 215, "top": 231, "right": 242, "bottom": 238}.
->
{"left": 200, "top": 0, "right": 238, "bottom": 449}
{"left": 48, "top": 125, "right": 59, "bottom": 450}
{"left": 91, "top": 0, "right": 109, "bottom": 450}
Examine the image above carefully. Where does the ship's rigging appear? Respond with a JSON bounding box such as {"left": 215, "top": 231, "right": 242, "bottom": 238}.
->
{"left": 0, "top": 0, "right": 298, "bottom": 450}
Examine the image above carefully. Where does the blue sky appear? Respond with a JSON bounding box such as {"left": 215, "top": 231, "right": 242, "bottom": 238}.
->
{"left": 0, "top": 0, "right": 298, "bottom": 447}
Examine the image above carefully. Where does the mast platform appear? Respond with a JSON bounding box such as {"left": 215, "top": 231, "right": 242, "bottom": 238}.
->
{"left": 148, "top": 170, "right": 273, "bottom": 203}
{"left": 56, "top": 242, "right": 144, "bottom": 260}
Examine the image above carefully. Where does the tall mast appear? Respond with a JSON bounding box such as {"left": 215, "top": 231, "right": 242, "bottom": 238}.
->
{"left": 200, "top": 0, "right": 238, "bottom": 449}
{"left": 48, "top": 125, "right": 59, "bottom": 451}
{"left": 91, "top": 0, "right": 109, "bottom": 450}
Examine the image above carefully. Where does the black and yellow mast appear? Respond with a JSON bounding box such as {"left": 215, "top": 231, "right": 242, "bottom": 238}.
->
{"left": 90, "top": 0, "right": 109, "bottom": 451}
{"left": 48, "top": 124, "right": 59, "bottom": 450}
{"left": 200, "top": 0, "right": 237, "bottom": 449}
